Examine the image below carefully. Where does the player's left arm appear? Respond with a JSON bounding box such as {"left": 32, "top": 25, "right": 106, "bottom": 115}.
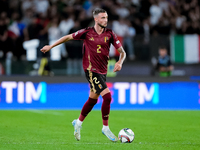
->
{"left": 113, "top": 46, "right": 126, "bottom": 72}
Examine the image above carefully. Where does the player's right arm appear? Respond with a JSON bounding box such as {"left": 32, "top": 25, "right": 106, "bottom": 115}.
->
{"left": 40, "top": 34, "right": 73, "bottom": 53}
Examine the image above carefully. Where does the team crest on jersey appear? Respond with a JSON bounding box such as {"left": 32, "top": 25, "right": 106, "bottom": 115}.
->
{"left": 104, "top": 37, "right": 108, "bottom": 43}
{"left": 89, "top": 37, "right": 94, "bottom": 41}
{"left": 98, "top": 84, "right": 103, "bottom": 89}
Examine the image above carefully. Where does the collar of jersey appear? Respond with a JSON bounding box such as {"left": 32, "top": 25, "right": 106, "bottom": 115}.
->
{"left": 93, "top": 26, "right": 106, "bottom": 35}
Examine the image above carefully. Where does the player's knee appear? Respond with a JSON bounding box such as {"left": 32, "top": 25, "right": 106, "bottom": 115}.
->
{"left": 88, "top": 97, "right": 98, "bottom": 105}
{"left": 102, "top": 92, "right": 112, "bottom": 104}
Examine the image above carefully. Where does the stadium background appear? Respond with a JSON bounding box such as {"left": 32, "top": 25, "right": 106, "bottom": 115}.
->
{"left": 0, "top": 0, "right": 200, "bottom": 109}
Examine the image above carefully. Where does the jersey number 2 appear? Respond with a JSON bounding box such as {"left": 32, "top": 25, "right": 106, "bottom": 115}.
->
{"left": 97, "top": 45, "right": 101, "bottom": 53}
{"left": 93, "top": 77, "right": 100, "bottom": 84}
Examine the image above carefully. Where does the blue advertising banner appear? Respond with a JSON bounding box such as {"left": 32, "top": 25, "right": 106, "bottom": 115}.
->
{"left": 0, "top": 81, "right": 199, "bottom": 109}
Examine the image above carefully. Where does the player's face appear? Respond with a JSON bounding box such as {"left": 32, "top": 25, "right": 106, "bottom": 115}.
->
{"left": 96, "top": 13, "right": 108, "bottom": 28}
{"left": 159, "top": 49, "right": 167, "bottom": 57}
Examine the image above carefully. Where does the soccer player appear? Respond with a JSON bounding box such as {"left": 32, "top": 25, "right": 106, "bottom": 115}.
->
{"left": 40, "top": 8, "right": 126, "bottom": 142}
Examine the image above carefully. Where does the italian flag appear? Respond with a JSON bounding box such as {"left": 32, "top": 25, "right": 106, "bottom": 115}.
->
{"left": 170, "top": 34, "right": 200, "bottom": 64}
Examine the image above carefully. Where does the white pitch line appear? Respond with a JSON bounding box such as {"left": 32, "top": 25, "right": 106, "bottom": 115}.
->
{"left": 27, "top": 109, "right": 45, "bottom": 114}
{"left": 48, "top": 111, "right": 64, "bottom": 116}
{"left": 26, "top": 109, "right": 63, "bottom": 116}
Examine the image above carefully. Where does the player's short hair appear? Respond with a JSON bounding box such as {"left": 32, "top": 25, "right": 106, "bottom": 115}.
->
{"left": 159, "top": 46, "right": 167, "bottom": 50}
{"left": 93, "top": 8, "right": 107, "bottom": 18}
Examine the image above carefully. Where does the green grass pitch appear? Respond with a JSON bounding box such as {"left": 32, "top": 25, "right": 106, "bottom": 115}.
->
{"left": 0, "top": 110, "right": 199, "bottom": 150}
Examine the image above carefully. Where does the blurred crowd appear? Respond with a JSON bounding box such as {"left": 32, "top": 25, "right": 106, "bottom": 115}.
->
{"left": 0, "top": 0, "right": 200, "bottom": 61}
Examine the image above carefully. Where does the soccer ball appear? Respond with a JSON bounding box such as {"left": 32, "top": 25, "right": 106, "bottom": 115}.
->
{"left": 118, "top": 128, "right": 134, "bottom": 143}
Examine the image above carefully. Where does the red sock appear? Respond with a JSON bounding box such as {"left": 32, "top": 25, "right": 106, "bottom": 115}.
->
{"left": 78, "top": 97, "right": 98, "bottom": 121}
{"left": 101, "top": 93, "right": 112, "bottom": 126}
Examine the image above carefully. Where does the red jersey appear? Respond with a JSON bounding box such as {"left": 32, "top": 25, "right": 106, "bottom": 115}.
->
{"left": 72, "top": 27, "right": 122, "bottom": 74}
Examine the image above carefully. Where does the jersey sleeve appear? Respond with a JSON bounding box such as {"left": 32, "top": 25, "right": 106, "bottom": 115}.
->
{"left": 72, "top": 28, "right": 87, "bottom": 40}
{"left": 111, "top": 30, "right": 122, "bottom": 49}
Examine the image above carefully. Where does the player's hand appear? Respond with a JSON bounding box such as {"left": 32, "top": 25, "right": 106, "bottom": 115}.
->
{"left": 113, "top": 62, "right": 122, "bottom": 72}
{"left": 40, "top": 45, "right": 52, "bottom": 53}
